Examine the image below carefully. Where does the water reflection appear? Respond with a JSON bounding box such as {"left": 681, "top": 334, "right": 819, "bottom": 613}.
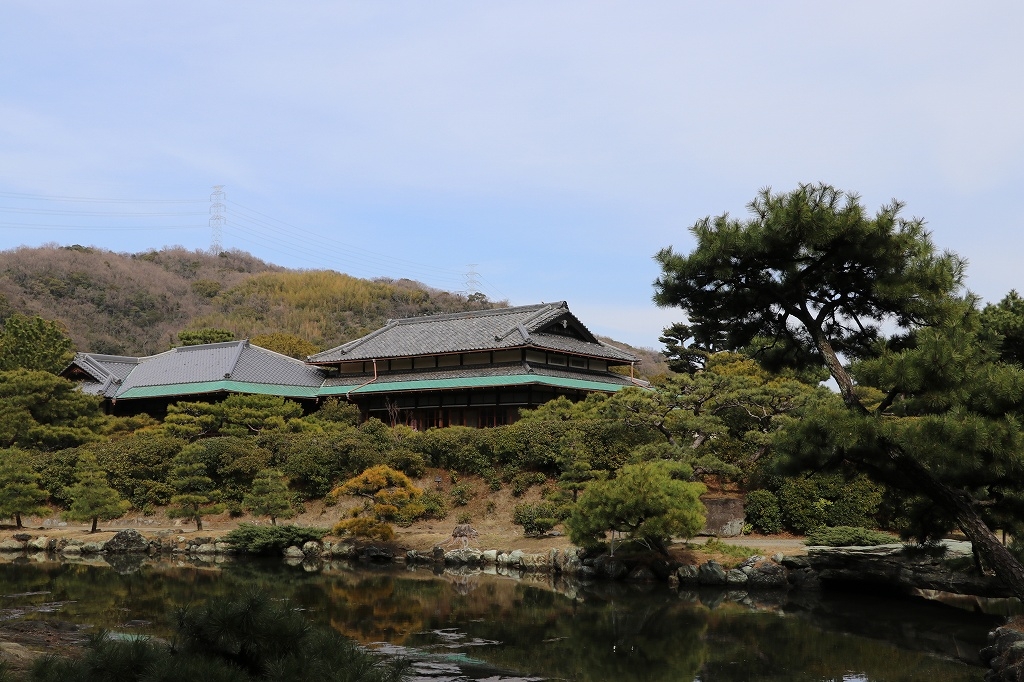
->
{"left": 0, "top": 554, "right": 1001, "bottom": 681}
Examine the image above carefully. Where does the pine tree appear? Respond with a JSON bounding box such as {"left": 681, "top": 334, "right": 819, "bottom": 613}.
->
{"left": 62, "top": 453, "right": 131, "bottom": 533}
{"left": 166, "top": 453, "right": 224, "bottom": 531}
{"left": 653, "top": 183, "right": 1024, "bottom": 598}
{"left": 243, "top": 469, "right": 295, "bottom": 526}
{"left": 0, "top": 449, "right": 50, "bottom": 528}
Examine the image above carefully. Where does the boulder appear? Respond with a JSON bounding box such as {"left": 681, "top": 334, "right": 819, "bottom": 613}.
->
{"left": 193, "top": 543, "right": 217, "bottom": 555}
{"left": 726, "top": 569, "right": 748, "bottom": 585}
{"left": 358, "top": 545, "right": 394, "bottom": 562}
{"left": 593, "top": 555, "right": 629, "bottom": 580}
{"left": 628, "top": 566, "right": 657, "bottom": 582}
{"left": 444, "top": 548, "right": 482, "bottom": 565}
{"left": 481, "top": 549, "right": 498, "bottom": 564}
{"left": 805, "top": 542, "right": 1009, "bottom": 597}
{"left": 697, "top": 561, "right": 728, "bottom": 586}
{"left": 677, "top": 564, "right": 700, "bottom": 585}
{"left": 283, "top": 545, "right": 305, "bottom": 559}
{"left": 105, "top": 530, "right": 150, "bottom": 554}
{"left": 0, "top": 539, "right": 26, "bottom": 552}
{"left": 301, "top": 541, "right": 322, "bottom": 558}
{"left": 81, "top": 541, "right": 106, "bottom": 554}
{"left": 27, "top": 536, "right": 49, "bottom": 551}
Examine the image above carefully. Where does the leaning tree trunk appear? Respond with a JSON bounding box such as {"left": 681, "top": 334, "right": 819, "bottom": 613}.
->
{"left": 886, "top": 443, "right": 1024, "bottom": 600}
{"left": 14, "top": 513, "right": 22, "bottom": 529}
{"left": 812, "top": 327, "right": 1024, "bottom": 601}
{"left": 90, "top": 517, "right": 98, "bottom": 533}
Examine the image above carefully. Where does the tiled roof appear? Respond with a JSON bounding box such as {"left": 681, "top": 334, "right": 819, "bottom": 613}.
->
{"left": 308, "top": 302, "right": 636, "bottom": 364}
{"left": 68, "top": 341, "right": 325, "bottom": 400}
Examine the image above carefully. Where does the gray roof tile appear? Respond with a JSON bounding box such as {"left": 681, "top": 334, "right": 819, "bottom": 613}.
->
{"left": 321, "top": 362, "right": 636, "bottom": 388}
{"left": 308, "top": 302, "right": 636, "bottom": 364}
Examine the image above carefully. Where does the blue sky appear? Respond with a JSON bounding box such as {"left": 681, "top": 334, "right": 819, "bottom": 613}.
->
{"left": 1, "top": 2, "right": 1022, "bottom": 349}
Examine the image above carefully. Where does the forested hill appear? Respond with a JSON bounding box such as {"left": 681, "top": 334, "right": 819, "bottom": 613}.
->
{"left": 0, "top": 245, "right": 499, "bottom": 356}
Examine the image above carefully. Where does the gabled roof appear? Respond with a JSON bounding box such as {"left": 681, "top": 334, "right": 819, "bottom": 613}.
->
{"left": 307, "top": 302, "right": 637, "bottom": 364}
{"left": 64, "top": 341, "right": 325, "bottom": 401}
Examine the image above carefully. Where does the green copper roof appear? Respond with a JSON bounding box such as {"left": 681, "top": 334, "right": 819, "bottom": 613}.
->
{"left": 318, "top": 373, "right": 630, "bottom": 397}
{"left": 116, "top": 380, "right": 321, "bottom": 400}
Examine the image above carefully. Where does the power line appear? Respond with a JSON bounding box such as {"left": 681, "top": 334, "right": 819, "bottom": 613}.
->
{"left": 0, "top": 222, "right": 205, "bottom": 230}
{"left": 0, "top": 207, "right": 207, "bottom": 216}
{"left": 0, "top": 191, "right": 204, "bottom": 204}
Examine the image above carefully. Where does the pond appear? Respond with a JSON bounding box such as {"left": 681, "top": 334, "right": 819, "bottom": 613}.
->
{"left": 0, "top": 554, "right": 1006, "bottom": 681}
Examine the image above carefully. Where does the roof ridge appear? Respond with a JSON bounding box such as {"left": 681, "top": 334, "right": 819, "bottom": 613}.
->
{"left": 308, "top": 320, "right": 398, "bottom": 361}
{"left": 173, "top": 340, "right": 245, "bottom": 353}
{"left": 389, "top": 303, "right": 548, "bottom": 327}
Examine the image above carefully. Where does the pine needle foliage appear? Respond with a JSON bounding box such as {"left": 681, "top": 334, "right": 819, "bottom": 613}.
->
{"left": 243, "top": 469, "right": 295, "bottom": 526}
{"left": 62, "top": 452, "right": 131, "bottom": 532}
{"left": 0, "top": 448, "right": 50, "bottom": 529}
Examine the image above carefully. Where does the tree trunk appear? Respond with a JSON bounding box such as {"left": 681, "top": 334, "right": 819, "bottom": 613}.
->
{"left": 90, "top": 517, "right": 98, "bottom": 533}
{"left": 196, "top": 516, "right": 203, "bottom": 531}
{"left": 14, "top": 513, "right": 22, "bottom": 529}
{"left": 885, "top": 443, "right": 1024, "bottom": 600}
{"left": 811, "top": 324, "right": 1024, "bottom": 600}
{"left": 271, "top": 516, "right": 277, "bottom": 526}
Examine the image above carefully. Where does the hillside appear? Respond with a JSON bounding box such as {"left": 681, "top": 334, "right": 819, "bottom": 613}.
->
{"left": 0, "top": 245, "right": 498, "bottom": 356}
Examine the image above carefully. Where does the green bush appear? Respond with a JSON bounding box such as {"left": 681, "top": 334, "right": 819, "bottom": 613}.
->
{"left": 513, "top": 502, "right": 559, "bottom": 536}
{"left": 449, "top": 482, "right": 475, "bottom": 507}
{"left": 776, "top": 473, "right": 883, "bottom": 534}
{"left": 419, "top": 490, "right": 449, "bottom": 520}
{"left": 744, "top": 489, "right": 782, "bottom": 534}
{"left": 805, "top": 526, "right": 898, "bottom": 547}
{"left": 511, "top": 472, "right": 547, "bottom": 497}
{"left": 223, "top": 523, "right": 328, "bottom": 555}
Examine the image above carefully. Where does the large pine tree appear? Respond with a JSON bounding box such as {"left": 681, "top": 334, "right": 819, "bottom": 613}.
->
{"left": 654, "top": 183, "right": 1024, "bottom": 598}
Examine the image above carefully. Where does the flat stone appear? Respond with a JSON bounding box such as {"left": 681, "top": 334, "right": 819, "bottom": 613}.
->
{"left": 677, "top": 564, "right": 700, "bottom": 584}
{"left": 193, "top": 543, "right": 217, "bottom": 554}
{"left": 60, "top": 544, "right": 82, "bottom": 556}
{"left": 80, "top": 541, "right": 106, "bottom": 554}
{"left": 0, "top": 539, "right": 26, "bottom": 552}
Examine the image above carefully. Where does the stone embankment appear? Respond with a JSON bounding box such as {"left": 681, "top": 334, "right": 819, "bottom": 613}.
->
{"left": 981, "top": 627, "right": 1024, "bottom": 681}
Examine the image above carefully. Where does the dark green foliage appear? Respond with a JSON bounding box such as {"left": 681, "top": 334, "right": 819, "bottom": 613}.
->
{"left": 166, "top": 451, "right": 225, "bottom": 531}
{"left": 513, "top": 502, "right": 559, "bottom": 536}
{"left": 980, "top": 290, "right": 1024, "bottom": 365}
{"left": 0, "top": 370, "right": 108, "bottom": 450}
{"left": 510, "top": 472, "right": 546, "bottom": 497}
{"left": 805, "top": 526, "right": 899, "bottom": 547}
{"left": 567, "top": 461, "right": 706, "bottom": 555}
{"left": 743, "top": 489, "right": 782, "bottom": 534}
{"left": 28, "top": 590, "right": 405, "bottom": 682}
{"left": 410, "top": 426, "right": 490, "bottom": 474}
{"left": 176, "top": 327, "right": 234, "bottom": 346}
{"left": 243, "top": 469, "right": 295, "bottom": 525}
{"left": 448, "top": 482, "right": 474, "bottom": 507}
{"left": 91, "top": 433, "right": 185, "bottom": 508}
{"left": 775, "top": 474, "right": 882, "bottom": 534}
{"left": 162, "top": 394, "right": 303, "bottom": 439}
{"left": 0, "top": 313, "right": 74, "bottom": 373}
{"left": 223, "top": 524, "right": 329, "bottom": 555}
{"left": 0, "top": 449, "right": 50, "bottom": 528}
{"left": 62, "top": 452, "right": 131, "bottom": 532}
{"left": 418, "top": 490, "right": 449, "bottom": 520}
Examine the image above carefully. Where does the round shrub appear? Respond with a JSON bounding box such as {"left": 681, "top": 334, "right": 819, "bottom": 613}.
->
{"left": 744, "top": 489, "right": 782, "bottom": 534}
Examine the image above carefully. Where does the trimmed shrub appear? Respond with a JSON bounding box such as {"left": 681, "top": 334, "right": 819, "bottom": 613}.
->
{"left": 419, "top": 490, "right": 449, "bottom": 520}
{"left": 223, "top": 523, "right": 328, "bottom": 555}
{"left": 511, "top": 472, "right": 547, "bottom": 497}
{"left": 805, "top": 526, "right": 898, "bottom": 547}
{"left": 744, "top": 489, "right": 782, "bottom": 534}
{"left": 513, "top": 502, "right": 559, "bottom": 536}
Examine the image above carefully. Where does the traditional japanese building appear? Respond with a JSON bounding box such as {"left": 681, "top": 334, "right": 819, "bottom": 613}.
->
{"left": 62, "top": 340, "right": 325, "bottom": 417}
{"left": 63, "top": 301, "right": 640, "bottom": 427}
{"left": 307, "top": 302, "right": 639, "bottom": 428}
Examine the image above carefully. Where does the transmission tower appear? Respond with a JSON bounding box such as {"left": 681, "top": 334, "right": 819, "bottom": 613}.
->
{"left": 209, "top": 185, "right": 226, "bottom": 253}
{"left": 465, "top": 264, "right": 481, "bottom": 296}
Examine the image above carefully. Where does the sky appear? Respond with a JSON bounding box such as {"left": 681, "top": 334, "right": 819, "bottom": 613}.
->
{"left": 1, "top": 2, "right": 1022, "bottom": 349}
